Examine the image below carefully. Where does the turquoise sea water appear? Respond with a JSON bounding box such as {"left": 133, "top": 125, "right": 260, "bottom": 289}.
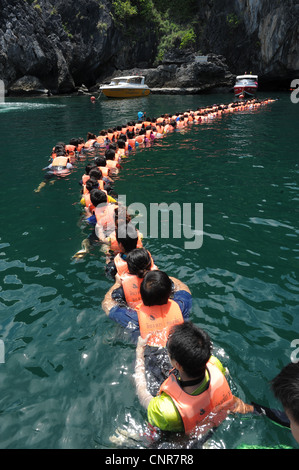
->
{"left": 0, "top": 91, "right": 298, "bottom": 449}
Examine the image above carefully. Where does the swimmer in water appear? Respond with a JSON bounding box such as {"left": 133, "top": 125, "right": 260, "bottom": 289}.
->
{"left": 103, "top": 270, "right": 192, "bottom": 395}
{"left": 34, "top": 145, "right": 72, "bottom": 192}
{"left": 134, "top": 321, "right": 253, "bottom": 436}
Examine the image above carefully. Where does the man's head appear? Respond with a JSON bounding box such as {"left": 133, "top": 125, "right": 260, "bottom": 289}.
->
{"left": 85, "top": 162, "right": 97, "bottom": 174}
{"left": 105, "top": 149, "right": 116, "bottom": 161}
{"left": 90, "top": 189, "right": 108, "bottom": 207}
{"left": 271, "top": 362, "right": 299, "bottom": 443}
{"left": 89, "top": 168, "right": 103, "bottom": 180}
{"left": 167, "top": 322, "right": 212, "bottom": 378}
{"left": 94, "top": 156, "right": 107, "bottom": 167}
{"left": 116, "top": 221, "right": 138, "bottom": 253}
{"left": 140, "top": 271, "right": 172, "bottom": 307}
{"left": 117, "top": 139, "right": 126, "bottom": 149}
{"left": 85, "top": 178, "right": 100, "bottom": 192}
{"left": 127, "top": 248, "right": 152, "bottom": 278}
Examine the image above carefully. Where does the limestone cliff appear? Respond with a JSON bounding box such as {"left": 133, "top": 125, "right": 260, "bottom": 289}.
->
{"left": 0, "top": 0, "right": 297, "bottom": 95}
{"left": 198, "top": 0, "right": 299, "bottom": 86}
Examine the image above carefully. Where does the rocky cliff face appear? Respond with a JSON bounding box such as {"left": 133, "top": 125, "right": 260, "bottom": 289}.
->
{"left": 0, "top": 0, "right": 297, "bottom": 95}
{"left": 199, "top": 0, "right": 299, "bottom": 86}
{"left": 0, "top": 0, "right": 118, "bottom": 93}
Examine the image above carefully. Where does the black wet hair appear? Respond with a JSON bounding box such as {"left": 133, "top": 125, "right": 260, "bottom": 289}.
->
{"left": 140, "top": 271, "right": 172, "bottom": 306}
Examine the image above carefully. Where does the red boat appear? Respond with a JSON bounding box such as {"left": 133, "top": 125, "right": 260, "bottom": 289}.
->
{"left": 234, "top": 74, "right": 258, "bottom": 98}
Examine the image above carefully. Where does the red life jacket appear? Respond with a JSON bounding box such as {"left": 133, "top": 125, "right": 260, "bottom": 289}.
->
{"left": 159, "top": 361, "right": 234, "bottom": 435}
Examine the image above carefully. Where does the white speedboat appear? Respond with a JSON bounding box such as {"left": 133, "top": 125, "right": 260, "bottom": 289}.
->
{"left": 234, "top": 74, "right": 258, "bottom": 98}
{"left": 99, "top": 75, "right": 150, "bottom": 98}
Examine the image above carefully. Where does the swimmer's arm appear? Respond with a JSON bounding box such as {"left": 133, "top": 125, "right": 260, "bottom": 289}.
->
{"left": 95, "top": 223, "right": 107, "bottom": 241}
{"left": 101, "top": 276, "right": 122, "bottom": 315}
{"left": 99, "top": 236, "right": 112, "bottom": 245}
{"left": 169, "top": 276, "right": 191, "bottom": 294}
{"left": 251, "top": 402, "right": 290, "bottom": 428}
{"left": 134, "top": 335, "right": 153, "bottom": 409}
{"left": 230, "top": 397, "right": 254, "bottom": 414}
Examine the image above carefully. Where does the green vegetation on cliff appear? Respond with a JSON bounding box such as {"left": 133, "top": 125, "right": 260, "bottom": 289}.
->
{"left": 111, "top": 0, "right": 199, "bottom": 63}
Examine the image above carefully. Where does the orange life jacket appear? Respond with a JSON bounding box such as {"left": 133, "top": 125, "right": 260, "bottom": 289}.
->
{"left": 109, "top": 230, "right": 143, "bottom": 253}
{"left": 159, "top": 361, "right": 234, "bottom": 435}
{"left": 52, "top": 156, "right": 69, "bottom": 167}
{"left": 107, "top": 133, "right": 115, "bottom": 142}
{"left": 145, "top": 129, "right": 153, "bottom": 138}
{"left": 156, "top": 125, "right": 164, "bottom": 134}
{"left": 65, "top": 144, "right": 76, "bottom": 156}
{"left": 127, "top": 138, "right": 136, "bottom": 148}
{"left": 135, "top": 300, "right": 184, "bottom": 347}
{"left": 120, "top": 256, "right": 156, "bottom": 308}
{"left": 164, "top": 124, "right": 174, "bottom": 133}
{"left": 94, "top": 203, "right": 117, "bottom": 234}
{"left": 82, "top": 174, "right": 89, "bottom": 185}
{"left": 113, "top": 253, "right": 129, "bottom": 276}
{"left": 96, "top": 135, "right": 107, "bottom": 145}
{"left": 106, "top": 160, "right": 118, "bottom": 169}
{"left": 82, "top": 179, "right": 104, "bottom": 194}
{"left": 98, "top": 166, "right": 109, "bottom": 178}
{"left": 135, "top": 135, "right": 145, "bottom": 144}
{"left": 83, "top": 192, "right": 95, "bottom": 213}
{"left": 84, "top": 139, "right": 96, "bottom": 149}
{"left": 83, "top": 189, "right": 108, "bottom": 211}
{"left": 116, "top": 149, "right": 125, "bottom": 160}
{"left": 122, "top": 275, "right": 143, "bottom": 308}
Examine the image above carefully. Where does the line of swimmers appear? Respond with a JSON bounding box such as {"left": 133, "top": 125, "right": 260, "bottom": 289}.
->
{"left": 38, "top": 97, "right": 294, "bottom": 445}
{"left": 42, "top": 96, "right": 277, "bottom": 178}
{"left": 72, "top": 97, "right": 277, "bottom": 261}
{"left": 34, "top": 97, "right": 276, "bottom": 189}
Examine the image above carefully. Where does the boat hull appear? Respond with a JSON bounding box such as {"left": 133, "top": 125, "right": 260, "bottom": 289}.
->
{"left": 101, "top": 88, "right": 150, "bottom": 98}
{"left": 234, "top": 85, "right": 257, "bottom": 97}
